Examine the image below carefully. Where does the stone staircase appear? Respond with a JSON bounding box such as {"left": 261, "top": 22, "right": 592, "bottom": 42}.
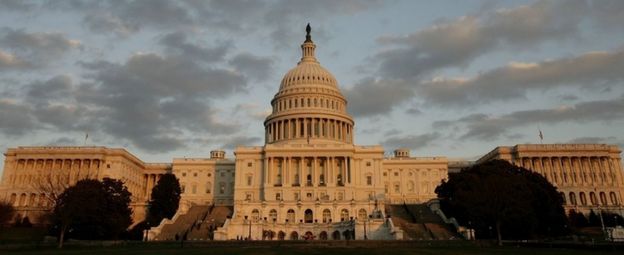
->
{"left": 153, "top": 205, "right": 211, "bottom": 241}
{"left": 186, "top": 206, "right": 233, "bottom": 240}
{"left": 386, "top": 203, "right": 460, "bottom": 240}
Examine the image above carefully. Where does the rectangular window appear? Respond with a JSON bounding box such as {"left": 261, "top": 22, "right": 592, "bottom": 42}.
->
{"left": 366, "top": 162, "right": 371, "bottom": 167}
{"left": 366, "top": 176, "right": 372, "bottom": 185}
{"left": 294, "top": 192, "right": 300, "bottom": 201}
{"left": 247, "top": 176, "right": 252, "bottom": 186}
{"left": 248, "top": 162, "right": 252, "bottom": 167}
{"left": 246, "top": 193, "right": 252, "bottom": 200}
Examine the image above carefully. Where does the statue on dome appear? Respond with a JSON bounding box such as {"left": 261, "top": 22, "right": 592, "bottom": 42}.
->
{"left": 305, "top": 23, "right": 312, "bottom": 42}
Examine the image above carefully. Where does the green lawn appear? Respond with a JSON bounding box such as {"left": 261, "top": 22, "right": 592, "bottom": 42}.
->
{"left": 1, "top": 245, "right": 622, "bottom": 255}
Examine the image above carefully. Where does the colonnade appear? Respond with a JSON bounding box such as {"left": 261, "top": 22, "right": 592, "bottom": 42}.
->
{"left": 8, "top": 158, "right": 102, "bottom": 188}
{"left": 266, "top": 117, "right": 353, "bottom": 143}
{"left": 263, "top": 156, "right": 352, "bottom": 189}
{"left": 517, "top": 156, "right": 623, "bottom": 187}
{"left": 516, "top": 156, "right": 623, "bottom": 206}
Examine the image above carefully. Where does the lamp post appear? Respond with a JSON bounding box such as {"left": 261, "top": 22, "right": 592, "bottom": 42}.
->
{"left": 364, "top": 217, "right": 368, "bottom": 240}
{"left": 249, "top": 218, "right": 252, "bottom": 240}
{"left": 596, "top": 188, "right": 607, "bottom": 239}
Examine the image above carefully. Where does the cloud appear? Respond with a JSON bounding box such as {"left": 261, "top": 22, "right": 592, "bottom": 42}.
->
{"left": 0, "top": 99, "right": 35, "bottom": 136}
{"left": 0, "top": 28, "right": 81, "bottom": 69}
{"left": 0, "top": 49, "right": 26, "bottom": 70}
{"left": 74, "top": 52, "right": 247, "bottom": 152}
{"left": 159, "top": 32, "right": 231, "bottom": 63}
{"left": 418, "top": 49, "right": 624, "bottom": 107}
{"left": 382, "top": 132, "right": 441, "bottom": 151}
{"left": 433, "top": 95, "right": 624, "bottom": 140}
{"left": 82, "top": 12, "right": 138, "bottom": 38}
{"left": 221, "top": 136, "right": 262, "bottom": 150}
{"left": 344, "top": 78, "right": 414, "bottom": 117}
{"left": 228, "top": 53, "right": 275, "bottom": 82}
{"left": 342, "top": 0, "right": 592, "bottom": 117}
{"left": 567, "top": 136, "right": 620, "bottom": 144}
{"left": 375, "top": 0, "right": 588, "bottom": 80}
{"left": 0, "top": 0, "right": 36, "bottom": 12}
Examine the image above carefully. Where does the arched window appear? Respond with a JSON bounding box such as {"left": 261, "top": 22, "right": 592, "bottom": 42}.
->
{"left": 9, "top": 193, "right": 16, "bottom": 206}
{"left": 206, "top": 182, "right": 212, "bottom": 194}
{"left": 560, "top": 192, "right": 566, "bottom": 205}
{"left": 38, "top": 193, "right": 46, "bottom": 207}
{"left": 19, "top": 193, "right": 27, "bottom": 206}
{"left": 610, "top": 192, "right": 619, "bottom": 205}
{"left": 590, "top": 192, "right": 598, "bottom": 205}
{"left": 569, "top": 192, "right": 577, "bottom": 205}
{"left": 287, "top": 209, "right": 296, "bottom": 223}
{"left": 251, "top": 209, "right": 260, "bottom": 222}
{"left": 304, "top": 209, "right": 313, "bottom": 223}
{"left": 322, "top": 209, "right": 331, "bottom": 223}
{"left": 340, "top": 209, "right": 349, "bottom": 221}
{"left": 580, "top": 192, "right": 587, "bottom": 205}
{"left": 600, "top": 192, "right": 607, "bottom": 205}
{"left": 269, "top": 209, "right": 278, "bottom": 222}
{"left": 358, "top": 209, "right": 367, "bottom": 220}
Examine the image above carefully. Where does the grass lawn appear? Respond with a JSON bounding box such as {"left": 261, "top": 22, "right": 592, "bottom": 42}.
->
{"left": 1, "top": 244, "right": 622, "bottom": 255}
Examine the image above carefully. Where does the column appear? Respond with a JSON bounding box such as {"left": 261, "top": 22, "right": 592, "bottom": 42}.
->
{"left": 284, "top": 157, "right": 290, "bottom": 186}
{"left": 601, "top": 157, "right": 612, "bottom": 186}
{"left": 348, "top": 157, "right": 352, "bottom": 184}
{"left": 572, "top": 157, "right": 580, "bottom": 184}
{"left": 613, "top": 158, "right": 624, "bottom": 186}
{"left": 312, "top": 157, "right": 317, "bottom": 186}
{"left": 328, "top": 157, "right": 334, "bottom": 185}
{"left": 263, "top": 157, "right": 269, "bottom": 185}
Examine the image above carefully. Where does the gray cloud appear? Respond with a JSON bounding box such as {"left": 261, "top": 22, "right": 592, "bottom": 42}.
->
{"left": 376, "top": 0, "right": 587, "bottom": 80}
{"left": 75, "top": 52, "right": 246, "bottom": 152}
{"left": 382, "top": 132, "right": 441, "bottom": 151}
{"left": 0, "top": 99, "right": 35, "bottom": 136}
{"left": 418, "top": 49, "right": 624, "bottom": 107}
{"left": 344, "top": 78, "right": 414, "bottom": 117}
{"left": 0, "top": 0, "right": 36, "bottom": 12}
{"left": 82, "top": 12, "right": 139, "bottom": 38}
{"left": 0, "top": 28, "right": 81, "bottom": 69}
{"left": 567, "top": 136, "right": 620, "bottom": 144}
{"left": 159, "top": 32, "right": 231, "bottom": 63}
{"left": 433, "top": 95, "right": 624, "bottom": 140}
{"left": 228, "top": 53, "right": 274, "bottom": 82}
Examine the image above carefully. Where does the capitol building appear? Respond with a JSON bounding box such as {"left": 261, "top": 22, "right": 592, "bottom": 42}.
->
{"left": 1, "top": 26, "right": 623, "bottom": 240}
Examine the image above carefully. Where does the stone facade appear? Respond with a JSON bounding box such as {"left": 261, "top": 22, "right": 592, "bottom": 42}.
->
{"left": 1, "top": 26, "right": 623, "bottom": 240}
{"left": 476, "top": 144, "right": 624, "bottom": 214}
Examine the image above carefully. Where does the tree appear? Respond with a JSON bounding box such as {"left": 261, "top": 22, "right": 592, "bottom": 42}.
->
{"left": 588, "top": 210, "right": 601, "bottom": 227}
{"left": 435, "top": 160, "right": 568, "bottom": 245}
{"left": 0, "top": 201, "right": 15, "bottom": 229}
{"left": 568, "top": 209, "right": 588, "bottom": 229}
{"left": 147, "top": 173, "right": 181, "bottom": 227}
{"left": 51, "top": 178, "right": 133, "bottom": 248}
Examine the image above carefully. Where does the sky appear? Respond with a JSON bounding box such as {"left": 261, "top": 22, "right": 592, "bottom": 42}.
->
{"left": 1, "top": 0, "right": 624, "bottom": 172}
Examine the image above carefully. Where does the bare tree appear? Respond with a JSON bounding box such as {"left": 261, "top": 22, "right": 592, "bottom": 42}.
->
{"left": 29, "top": 164, "right": 98, "bottom": 210}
